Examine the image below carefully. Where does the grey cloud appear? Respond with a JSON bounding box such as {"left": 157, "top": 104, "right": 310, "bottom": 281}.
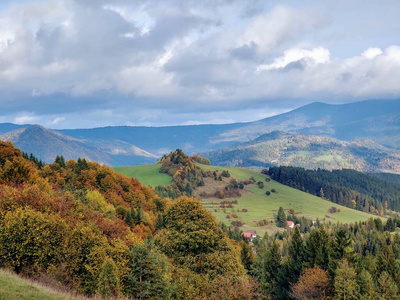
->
{"left": 0, "top": 0, "right": 399, "bottom": 128}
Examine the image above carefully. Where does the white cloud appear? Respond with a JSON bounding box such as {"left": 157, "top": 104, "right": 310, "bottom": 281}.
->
{"left": 51, "top": 117, "right": 66, "bottom": 125}
{"left": 14, "top": 114, "right": 38, "bottom": 124}
{"left": 362, "top": 47, "right": 383, "bottom": 59}
{"left": 257, "top": 47, "right": 330, "bottom": 71}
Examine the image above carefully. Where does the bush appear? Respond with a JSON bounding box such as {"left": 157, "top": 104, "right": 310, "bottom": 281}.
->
{"left": 231, "top": 220, "right": 244, "bottom": 227}
{"left": 257, "top": 182, "right": 264, "bottom": 189}
{"left": 265, "top": 191, "right": 271, "bottom": 196}
{"left": 221, "top": 170, "right": 230, "bottom": 178}
{"left": 271, "top": 189, "right": 277, "bottom": 193}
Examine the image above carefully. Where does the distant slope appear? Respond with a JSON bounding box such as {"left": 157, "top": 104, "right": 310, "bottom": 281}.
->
{"left": 197, "top": 164, "right": 380, "bottom": 233}
{"left": 0, "top": 269, "right": 81, "bottom": 300}
{"left": 0, "top": 123, "right": 28, "bottom": 135}
{"left": 0, "top": 125, "right": 157, "bottom": 165}
{"left": 60, "top": 123, "right": 242, "bottom": 156}
{"left": 202, "top": 131, "right": 400, "bottom": 173}
{"left": 0, "top": 99, "right": 399, "bottom": 166}
{"left": 116, "top": 163, "right": 379, "bottom": 234}
{"left": 219, "top": 99, "right": 400, "bottom": 148}
{"left": 113, "top": 164, "right": 172, "bottom": 187}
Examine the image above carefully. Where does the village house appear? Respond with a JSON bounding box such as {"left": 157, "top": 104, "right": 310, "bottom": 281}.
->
{"left": 241, "top": 230, "right": 257, "bottom": 241}
{"left": 286, "top": 221, "right": 295, "bottom": 229}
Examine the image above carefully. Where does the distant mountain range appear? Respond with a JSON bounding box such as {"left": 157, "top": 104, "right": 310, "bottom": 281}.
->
{"left": 0, "top": 99, "right": 399, "bottom": 169}
{"left": 201, "top": 131, "right": 400, "bottom": 173}
{"left": 0, "top": 125, "right": 157, "bottom": 166}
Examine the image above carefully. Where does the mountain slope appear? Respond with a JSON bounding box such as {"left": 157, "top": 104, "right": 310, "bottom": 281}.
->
{"left": 218, "top": 100, "right": 400, "bottom": 148}
{"left": 0, "top": 99, "right": 399, "bottom": 166}
{"left": 0, "top": 123, "right": 28, "bottom": 135}
{"left": 0, "top": 125, "right": 157, "bottom": 165}
{"left": 202, "top": 131, "right": 400, "bottom": 173}
{"left": 59, "top": 99, "right": 400, "bottom": 153}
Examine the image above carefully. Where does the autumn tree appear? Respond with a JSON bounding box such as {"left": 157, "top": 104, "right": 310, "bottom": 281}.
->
{"left": 290, "top": 266, "right": 330, "bottom": 300}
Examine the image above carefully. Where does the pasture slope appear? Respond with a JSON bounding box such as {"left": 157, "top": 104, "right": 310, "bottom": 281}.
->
{"left": 113, "top": 163, "right": 172, "bottom": 187}
{"left": 115, "top": 163, "right": 381, "bottom": 235}
{"left": 0, "top": 269, "right": 83, "bottom": 300}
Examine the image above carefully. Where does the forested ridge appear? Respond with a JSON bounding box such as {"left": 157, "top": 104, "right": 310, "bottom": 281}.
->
{"left": 0, "top": 141, "right": 254, "bottom": 299}
{"left": 268, "top": 166, "right": 400, "bottom": 214}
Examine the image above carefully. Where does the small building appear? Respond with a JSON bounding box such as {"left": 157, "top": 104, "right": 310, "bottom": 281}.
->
{"left": 242, "top": 230, "right": 257, "bottom": 241}
{"left": 287, "top": 221, "right": 294, "bottom": 229}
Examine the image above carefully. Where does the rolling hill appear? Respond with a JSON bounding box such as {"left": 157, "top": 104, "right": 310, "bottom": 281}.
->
{"left": 201, "top": 131, "right": 400, "bottom": 174}
{"left": 114, "top": 163, "right": 380, "bottom": 235}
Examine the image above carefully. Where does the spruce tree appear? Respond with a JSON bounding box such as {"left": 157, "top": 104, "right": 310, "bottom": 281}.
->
{"left": 378, "top": 271, "right": 399, "bottom": 299}
{"left": 124, "top": 241, "right": 171, "bottom": 299}
{"left": 304, "top": 226, "right": 329, "bottom": 270}
{"left": 358, "top": 269, "right": 375, "bottom": 300}
{"left": 277, "top": 207, "right": 287, "bottom": 228}
{"left": 97, "top": 258, "right": 119, "bottom": 298}
{"left": 334, "top": 259, "right": 360, "bottom": 300}
{"left": 252, "top": 240, "right": 282, "bottom": 298}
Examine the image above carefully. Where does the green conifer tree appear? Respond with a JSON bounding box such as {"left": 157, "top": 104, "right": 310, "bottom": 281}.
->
{"left": 334, "top": 259, "right": 360, "bottom": 300}
{"left": 277, "top": 207, "right": 287, "bottom": 228}
{"left": 97, "top": 258, "right": 119, "bottom": 298}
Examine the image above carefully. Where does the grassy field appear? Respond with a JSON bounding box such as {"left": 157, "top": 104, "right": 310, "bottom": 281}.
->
{"left": 113, "top": 164, "right": 172, "bottom": 187}
{"left": 0, "top": 269, "right": 84, "bottom": 300}
{"left": 196, "top": 164, "right": 380, "bottom": 235}
{"left": 116, "top": 163, "right": 382, "bottom": 236}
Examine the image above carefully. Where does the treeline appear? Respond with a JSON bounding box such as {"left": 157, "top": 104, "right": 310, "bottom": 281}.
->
{"left": 0, "top": 141, "right": 256, "bottom": 299}
{"left": 268, "top": 166, "right": 400, "bottom": 214}
{"left": 252, "top": 217, "right": 400, "bottom": 299}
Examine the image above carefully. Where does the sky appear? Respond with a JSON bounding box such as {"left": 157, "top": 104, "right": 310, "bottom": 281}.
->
{"left": 0, "top": 0, "right": 399, "bottom": 129}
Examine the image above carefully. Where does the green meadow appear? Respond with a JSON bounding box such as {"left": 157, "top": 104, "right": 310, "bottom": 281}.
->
{"left": 113, "top": 163, "right": 172, "bottom": 187}
{"left": 115, "top": 163, "right": 382, "bottom": 235}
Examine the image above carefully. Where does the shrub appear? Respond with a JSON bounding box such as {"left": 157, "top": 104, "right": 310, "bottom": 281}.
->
{"left": 266, "top": 191, "right": 271, "bottom": 196}
{"left": 221, "top": 170, "right": 231, "bottom": 178}
{"left": 231, "top": 220, "right": 244, "bottom": 227}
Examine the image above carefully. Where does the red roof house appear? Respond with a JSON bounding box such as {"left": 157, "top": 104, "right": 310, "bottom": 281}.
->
{"left": 287, "top": 221, "right": 294, "bottom": 229}
{"left": 242, "top": 230, "right": 257, "bottom": 240}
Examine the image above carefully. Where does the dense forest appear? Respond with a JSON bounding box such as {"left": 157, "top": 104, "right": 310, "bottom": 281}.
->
{"left": 0, "top": 141, "right": 254, "bottom": 299}
{"left": 268, "top": 166, "right": 400, "bottom": 214}
{"left": 2, "top": 142, "right": 400, "bottom": 299}
{"left": 252, "top": 218, "right": 400, "bottom": 299}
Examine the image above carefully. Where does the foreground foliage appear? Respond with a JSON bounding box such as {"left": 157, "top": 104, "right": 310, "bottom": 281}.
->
{"left": 0, "top": 141, "right": 255, "bottom": 299}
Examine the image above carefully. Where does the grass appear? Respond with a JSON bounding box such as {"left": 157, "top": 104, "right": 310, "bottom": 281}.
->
{"left": 196, "top": 164, "right": 383, "bottom": 235}
{"left": 116, "top": 163, "right": 383, "bottom": 236}
{"left": 113, "top": 164, "right": 172, "bottom": 187}
{"left": 0, "top": 269, "right": 83, "bottom": 300}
